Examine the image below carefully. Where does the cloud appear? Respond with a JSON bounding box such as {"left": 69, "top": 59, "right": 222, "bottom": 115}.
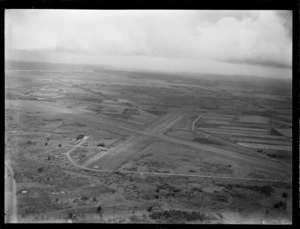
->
{"left": 5, "top": 10, "right": 292, "bottom": 71}
{"left": 276, "top": 10, "right": 292, "bottom": 39}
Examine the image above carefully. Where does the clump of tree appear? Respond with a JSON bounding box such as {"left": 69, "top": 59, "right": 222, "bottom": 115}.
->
{"left": 27, "top": 141, "right": 36, "bottom": 146}
{"left": 282, "top": 192, "right": 288, "bottom": 198}
{"left": 37, "top": 167, "right": 43, "bottom": 173}
{"left": 81, "top": 195, "right": 88, "bottom": 201}
{"left": 97, "top": 205, "right": 102, "bottom": 213}
{"left": 130, "top": 215, "right": 139, "bottom": 223}
{"left": 274, "top": 201, "right": 286, "bottom": 209}
{"left": 149, "top": 209, "right": 214, "bottom": 223}
{"left": 147, "top": 206, "right": 153, "bottom": 212}
{"left": 68, "top": 213, "right": 73, "bottom": 219}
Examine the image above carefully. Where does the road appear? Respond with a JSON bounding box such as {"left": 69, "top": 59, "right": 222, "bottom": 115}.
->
{"left": 5, "top": 161, "right": 19, "bottom": 223}
{"left": 65, "top": 136, "right": 90, "bottom": 160}
{"left": 67, "top": 144, "right": 291, "bottom": 183}
{"left": 192, "top": 113, "right": 205, "bottom": 131}
{"left": 63, "top": 132, "right": 291, "bottom": 183}
{"left": 145, "top": 112, "right": 184, "bottom": 135}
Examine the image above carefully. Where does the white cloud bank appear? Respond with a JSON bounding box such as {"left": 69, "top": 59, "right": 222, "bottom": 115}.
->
{"left": 5, "top": 10, "right": 292, "bottom": 78}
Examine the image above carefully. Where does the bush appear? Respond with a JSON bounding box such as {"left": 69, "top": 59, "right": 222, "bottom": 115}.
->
{"left": 37, "top": 167, "right": 43, "bottom": 173}
{"left": 282, "top": 192, "right": 288, "bottom": 198}
{"left": 257, "top": 185, "right": 274, "bottom": 197}
{"left": 81, "top": 195, "right": 88, "bottom": 201}
{"left": 274, "top": 201, "right": 286, "bottom": 209}
{"left": 130, "top": 215, "right": 139, "bottom": 222}
{"left": 97, "top": 205, "right": 102, "bottom": 213}
{"left": 149, "top": 209, "right": 213, "bottom": 223}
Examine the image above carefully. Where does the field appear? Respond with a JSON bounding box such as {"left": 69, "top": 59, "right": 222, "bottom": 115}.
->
{"left": 5, "top": 61, "right": 292, "bottom": 224}
{"left": 167, "top": 108, "right": 292, "bottom": 165}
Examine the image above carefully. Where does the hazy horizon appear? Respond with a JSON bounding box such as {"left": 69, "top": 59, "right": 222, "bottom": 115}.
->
{"left": 5, "top": 10, "right": 292, "bottom": 79}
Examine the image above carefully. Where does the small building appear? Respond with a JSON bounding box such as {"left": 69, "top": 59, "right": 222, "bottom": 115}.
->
{"left": 76, "top": 135, "right": 85, "bottom": 141}
{"left": 83, "top": 141, "right": 88, "bottom": 146}
{"left": 99, "top": 147, "right": 108, "bottom": 152}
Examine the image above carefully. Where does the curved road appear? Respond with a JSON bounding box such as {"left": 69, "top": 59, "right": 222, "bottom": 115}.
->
{"left": 65, "top": 134, "right": 291, "bottom": 183}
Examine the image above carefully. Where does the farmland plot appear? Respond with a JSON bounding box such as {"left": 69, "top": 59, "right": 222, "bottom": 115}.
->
{"left": 237, "top": 143, "right": 292, "bottom": 152}
{"left": 274, "top": 128, "right": 292, "bottom": 138}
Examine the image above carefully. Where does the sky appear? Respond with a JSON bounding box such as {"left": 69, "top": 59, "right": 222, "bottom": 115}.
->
{"left": 5, "top": 10, "right": 292, "bottom": 78}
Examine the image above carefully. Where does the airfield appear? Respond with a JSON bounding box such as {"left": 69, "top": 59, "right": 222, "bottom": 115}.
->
{"left": 5, "top": 61, "right": 292, "bottom": 224}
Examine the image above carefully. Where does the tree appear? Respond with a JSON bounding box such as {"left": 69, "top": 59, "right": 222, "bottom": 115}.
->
{"left": 37, "top": 167, "right": 43, "bottom": 173}
{"left": 97, "top": 205, "right": 102, "bottom": 213}
{"left": 58, "top": 144, "right": 62, "bottom": 147}
{"left": 282, "top": 192, "right": 288, "bottom": 198}
{"left": 45, "top": 142, "right": 48, "bottom": 146}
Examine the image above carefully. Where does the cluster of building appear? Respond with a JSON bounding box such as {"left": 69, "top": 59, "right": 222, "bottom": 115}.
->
{"left": 70, "top": 134, "right": 85, "bottom": 145}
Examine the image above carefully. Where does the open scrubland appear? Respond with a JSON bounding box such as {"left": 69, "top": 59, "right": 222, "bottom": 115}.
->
{"left": 5, "top": 61, "right": 292, "bottom": 224}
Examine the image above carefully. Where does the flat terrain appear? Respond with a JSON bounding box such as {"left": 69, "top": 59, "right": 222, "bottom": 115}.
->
{"left": 5, "top": 61, "right": 292, "bottom": 224}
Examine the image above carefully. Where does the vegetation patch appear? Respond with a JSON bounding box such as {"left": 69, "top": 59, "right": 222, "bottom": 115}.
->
{"left": 149, "top": 209, "right": 215, "bottom": 223}
{"left": 224, "top": 184, "right": 274, "bottom": 197}
{"left": 193, "top": 137, "right": 222, "bottom": 145}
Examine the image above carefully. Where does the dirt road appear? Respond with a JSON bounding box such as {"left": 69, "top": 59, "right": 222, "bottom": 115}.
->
{"left": 5, "top": 161, "right": 19, "bottom": 223}
{"left": 192, "top": 113, "right": 205, "bottom": 131}
{"left": 64, "top": 140, "right": 291, "bottom": 183}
